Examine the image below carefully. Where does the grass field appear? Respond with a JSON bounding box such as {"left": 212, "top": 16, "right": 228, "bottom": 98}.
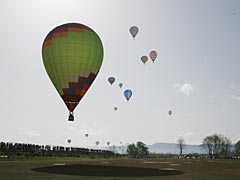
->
{"left": 0, "top": 158, "right": 239, "bottom": 180}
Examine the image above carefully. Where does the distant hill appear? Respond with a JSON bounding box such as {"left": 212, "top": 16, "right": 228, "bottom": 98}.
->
{"left": 148, "top": 143, "right": 206, "bottom": 154}
{"left": 98, "top": 143, "right": 207, "bottom": 154}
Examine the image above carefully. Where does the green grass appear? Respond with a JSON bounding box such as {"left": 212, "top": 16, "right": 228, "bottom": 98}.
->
{"left": 0, "top": 158, "right": 239, "bottom": 180}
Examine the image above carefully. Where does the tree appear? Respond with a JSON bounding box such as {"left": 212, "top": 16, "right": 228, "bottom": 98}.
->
{"left": 235, "top": 140, "right": 240, "bottom": 156}
{"left": 127, "top": 141, "right": 149, "bottom": 158}
{"left": 201, "top": 134, "right": 232, "bottom": 158}
{"left": 136, "top": 142, "right": 149, "bottom": 158}
{"left": 126, "top": 143, "right": 137, "bottom": 158}
{"left": 221, "top": 136, "right": 232, "bottom": 158}
{"left": 177, "top": 137, "right": 185, "bottom": 156}
{"left": 201, "top": 135, "right": 214, "bottom": 158}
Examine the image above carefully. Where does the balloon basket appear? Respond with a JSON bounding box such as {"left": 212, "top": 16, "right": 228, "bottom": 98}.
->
{"left": 68, "top": 112, "right": 74, "bottom": 121}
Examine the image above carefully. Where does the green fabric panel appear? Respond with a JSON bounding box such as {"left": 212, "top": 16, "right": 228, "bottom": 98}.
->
{"left": 43, "top": 27, "right": 103, "bottom": 94}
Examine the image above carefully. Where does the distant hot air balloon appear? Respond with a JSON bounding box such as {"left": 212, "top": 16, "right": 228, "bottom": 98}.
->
{"left": 107, "top": 142, "right": 110, "bottom": 146}
{"left": 85, "top": 134, "right": 89, "bottom": 138}
{"left": 114, "top": 107, "right": 118, "bottom": 111}
{"left": 168, "top": 110, "right": 172, "bottom": 116}
{"left": 129, "top": 26, "right": 139, "bottom": 39}
{"left": 42, "top": 23, "right": 104, "bottom": 121}
{"left": 124, "top": 89, "right": 132, "bottom": 102}
{"left": 149, "top": 50, "right": 157, "bottom": 62}
{"left": 67, "top": 139, "right": 71, "bottom": 144}
{"left": 96, "top": 141, "right": 100, "bottom": 146}
{"left": 108, "top": 77, "right": 115, "bottom": 85}
{"left": 141, "top": 56, "right": 148, "bottom": 65}
{"left": 119, "top": 83, "right": 123, "bottom": 88}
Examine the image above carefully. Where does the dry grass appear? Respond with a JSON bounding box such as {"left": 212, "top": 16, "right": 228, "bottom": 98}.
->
{"left": 0, "top": 158, "right": 239, "bottom": 180}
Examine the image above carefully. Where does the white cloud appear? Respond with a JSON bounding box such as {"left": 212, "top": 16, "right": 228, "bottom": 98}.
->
{"left": 178, "top": 83, "right": 194, "bottom": 96}
{"left": 230, "top": 82, "right": 240, "bottom": 89}
{"left": 174, "top": 132, "right": 203, "bottom": 144}
{"left": 173, "top": 83, "right": 180, "bottom": 87}
{"left": 209, "top": 95, "right": 215, "bottom": 99}
{"left": 229, "top": 95, "right": 240, "bottom": 102}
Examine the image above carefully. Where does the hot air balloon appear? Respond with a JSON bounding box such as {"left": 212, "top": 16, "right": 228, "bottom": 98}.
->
{"left": 107, "top": 142, "right": 110, "bottom": 146}
{"left": 114, "top": 107, "right": 118, "bottom": 111}
{"left": 42, "top": 23, "right": 104, "bottom": 121}
{"left": 108, "top": 77, "right": 115, "bottom": 85}
{"left": 168, "top": 110, "right": 172, "bottom": 116}
{"left": 96, "top": 141, "right": 100, "bottom": 146}
{"left": 119, "top": 83, "right": 123, "bottom": 88}
{"left": 129, "top": 26, "right": 139, "bottom": 39}
{"left": 67, "top": 139, "right": 71, "bottom": 144}
{"left": 149, "top": 50, "right": 157, "bottom": 62}
{"left": 85, "top": 134, "right": 89, "bottom": 138}
{"left": 141, "top": 56, "right": 148, "bottom": 65}
{"left": 124, "top": 89, "right": 132, "bottom": 102}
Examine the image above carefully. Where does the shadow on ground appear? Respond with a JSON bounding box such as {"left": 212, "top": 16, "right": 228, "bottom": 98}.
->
{"left": 31, "top": 164, "right": 184, "bottom": 177}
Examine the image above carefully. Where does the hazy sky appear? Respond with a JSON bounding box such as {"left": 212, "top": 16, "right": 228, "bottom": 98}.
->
{"left": 1, "top": 0, "right": 240, "bottom": 147}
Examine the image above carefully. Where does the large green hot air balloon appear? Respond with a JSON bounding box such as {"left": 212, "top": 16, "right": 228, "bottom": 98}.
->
{"left": 42, "top": 23, "right": 104, "bottom": 121}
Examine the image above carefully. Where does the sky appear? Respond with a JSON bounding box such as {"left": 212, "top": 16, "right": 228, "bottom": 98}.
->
{"left": 0, "top": 0, "right": 240, "bottom": 148}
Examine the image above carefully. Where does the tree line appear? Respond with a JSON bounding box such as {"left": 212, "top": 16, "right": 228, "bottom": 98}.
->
{"left": 177, "top": 134, "right": 240, "bottom": 159}
{"left": 0, "top": 142, "right": 118, "bottom": 159}
{"left": 126, "top": 135, "right": 240, "bottom": 159}
{"left": 201, "top": 134, "right": 240, "bottom": 159}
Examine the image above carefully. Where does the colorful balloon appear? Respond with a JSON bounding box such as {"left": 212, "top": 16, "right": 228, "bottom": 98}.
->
{"left": 96, "top": 141, "right": 100, "bottom": 146}
{"left": 141, "top": 56, "right": 148, "bottom": 64}
{"left": 124, "top": 89, "right": 132, "bottom": 102}
{"left": 129, "top": 26, "right": 139, "bottom": 39}
{"left": 42, "top": 23, "right": 104, "bottom": 121}
{"left": 85, "top": 134, "right": 89, "bottom": 138}
{"left": 67, "top": 139, "right": 71, "bottom": 144}
{"left": 114, "top": 107, "right": 118, "bottom": 111}
{"left": 150, "top": 50, "right": 157, "bottom": 62}
{"left": 108, "top": 77, "right": 115, "bottom": 85}
{"left": 107, "top": 142, "right": 110, "bottom": 146}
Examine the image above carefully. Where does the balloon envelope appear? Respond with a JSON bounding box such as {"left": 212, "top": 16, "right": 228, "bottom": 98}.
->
{"left": 119, "top": 83, "right": 123, "bottom": 88}
{"left": 114, "top": 107, "right": 118, "bottom": 111}
{"left": 149, "top": 51, "right": 157, "bottom": 62}
{"left": 96, "top": 141, "right": 100, "bottom": 145}
{"left": 107, "top": 142, "right": 110, "bottom": 146}
{"left": 42, "top": 23, "right": 104, "bottom": 115}
{"left": 168, "top": 111, "right": 172, "bottom": 116}
{"left": 67, "top": 139, "right": 71, "bottom": 144}
{"left": 85, "top": 134, "right": 88, "bottom": 138}
{"left": 141, "top": 56, "right": 148, "bottom": 64}
{"left": 108, "top": 77, "right": 115, "bottom": 85}
{"left": 129, "top": 26, "right": 139, "bottom": 39}
{"left": 124, "top": 89, "right": 132, "bottom": 101}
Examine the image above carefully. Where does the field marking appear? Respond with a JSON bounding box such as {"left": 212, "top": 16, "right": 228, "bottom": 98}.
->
{"left": 100, "top": 161, "right": 110, "bottom": 164}
{"left": 143, "top": 161, "right": 172, "bottom": 164}
{"left": 169, "top": 163, "right": 181, "bottom": 166}
{"left": 159, "top": 168, "right": 176, "bottom": 171}
{"left": 53, "top": 163, "right": 66, "bottom": 166}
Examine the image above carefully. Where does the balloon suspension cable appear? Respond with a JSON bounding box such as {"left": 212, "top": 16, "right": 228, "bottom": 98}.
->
{"left": 68, "top": 111, "right": 74, "bottom": 121}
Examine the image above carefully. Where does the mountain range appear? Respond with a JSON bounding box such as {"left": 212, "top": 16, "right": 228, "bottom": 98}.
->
{"left": 101, "top": 143, "right": 207, "bottom": 154}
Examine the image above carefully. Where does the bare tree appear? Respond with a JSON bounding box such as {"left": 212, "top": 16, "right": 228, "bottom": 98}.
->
{"left": 177, "top": 137, "right": 185, "bottom": 156}
{"left": 221, "top": 136, "right": 232, "bottom": 158}
{"left": 235, "top": 140, "right": 240, "bottom": 156}
{"left": 201, "top": 134, "right": 232, "bottom": 158}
